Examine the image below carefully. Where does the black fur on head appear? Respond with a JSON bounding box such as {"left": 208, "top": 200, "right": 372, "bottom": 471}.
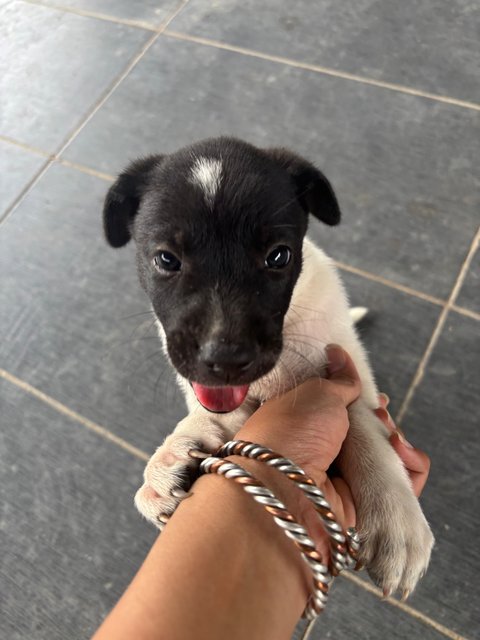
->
{"left": 103, "top": 155, "right": 164, "bottom": 248}
{"left": 264, "top": 147, "right": 341, "bottom": 226}
{"left": 103, "top": 137, "right": 341, "bottom": 389}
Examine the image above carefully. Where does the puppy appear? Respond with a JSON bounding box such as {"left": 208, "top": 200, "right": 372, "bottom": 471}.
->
{"left": 103, "top": 137, "right": 433, "bottom": 597}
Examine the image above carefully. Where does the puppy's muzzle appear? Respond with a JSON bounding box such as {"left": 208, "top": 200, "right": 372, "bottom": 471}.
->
{"left": 199, "top": 340, "right": 255, "bottom": 382}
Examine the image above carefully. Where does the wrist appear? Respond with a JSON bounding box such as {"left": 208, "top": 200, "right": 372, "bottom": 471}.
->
{"left": 188, "top": 470, "right": 312, "bottom": 629}
{"left": 222, "top": 454, "right": 332, "bottom": 573}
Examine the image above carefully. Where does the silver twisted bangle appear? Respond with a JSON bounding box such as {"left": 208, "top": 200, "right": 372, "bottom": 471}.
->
{"left": 199, "top": 455, "right": 332, "bottom": 620}
{"left": 215, "top": 440, "right": 361, "bottom": 575}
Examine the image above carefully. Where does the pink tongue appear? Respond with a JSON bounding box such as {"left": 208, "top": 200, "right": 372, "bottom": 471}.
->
{"left": 192, "top": 383, "right": 250, "bottom": 412}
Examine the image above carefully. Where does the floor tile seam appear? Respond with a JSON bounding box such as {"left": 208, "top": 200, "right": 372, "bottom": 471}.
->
{"left": 342, "top": 573, "right": 470, "bottom": 640}
{"left": 0, "top": 132, "right": 116, "bottom": 183}
{"left": 334, "top": 261, "right": 446, "bottom": 307}
{"left": 53, "top": 36, "right": 160, "bottom": 160}
{"left": 11, "top": 3, "right": 480, "bottom": 110}
{"left": 58, "top": 158, "right": 115, "bottom": 182}
{"left": 0, "top": 0, "right": 190, "bottom": 226}
{"left": 20, "top": 0, "right": 163, "bottom": 31}
{"left": 0, "top": 21, "right": 155, "bottom": 227}
{"left": 0, "top": 157, "right": 52, "bottom": 224}
{"left": 448, "top": 228, "right": 480, "bottom": 307}
{"left": 54, "top": 0, "right": 191, "bottom": 161}
{"left": 0, "top": 134, "right": 53, "bottom": 159}
{"left": 162, "top": 30, "right": 480, "bottom": 113}
{"left": 0, "top": 363, "right": 472, "bottom": 640}
{"left": 395, "top": 226, "right": 480, "bottom": 424}
{"left": 0, "top": 368, "right": 150, "bottom": 461}
{"left": 450, "top": 305, "right": 480, "bottom": 322}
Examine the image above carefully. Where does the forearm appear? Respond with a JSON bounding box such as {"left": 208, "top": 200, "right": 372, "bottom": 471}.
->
{"left": 93, "top": 466, "right": 324, "bottom": 640}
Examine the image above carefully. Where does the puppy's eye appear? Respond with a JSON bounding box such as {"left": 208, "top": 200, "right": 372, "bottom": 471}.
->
{"left": 265, "top": 246, "right": 292, "bottom": 269}
{"left": 153, "top": 251, "right": 182, "bottom": 273}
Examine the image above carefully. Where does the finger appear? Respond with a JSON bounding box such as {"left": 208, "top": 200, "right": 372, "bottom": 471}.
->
{"left": 374, "top": 407, "right": 396, "bottom": 434}
{"left": 389, "top": 432, "right": 430, "bottom": 473}
{"left": 389, "top": 432, "right": 431, "bottom": 496}
{"left": 378, "top": 393, "right": 390, "bottom": 409}
{"left": 325, "top": 344, "right": 362, "bottom": 406}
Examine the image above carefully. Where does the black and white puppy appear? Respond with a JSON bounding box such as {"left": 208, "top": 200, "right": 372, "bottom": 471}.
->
{"left": 103, "top": 137, "right": 434, "bottom": 597}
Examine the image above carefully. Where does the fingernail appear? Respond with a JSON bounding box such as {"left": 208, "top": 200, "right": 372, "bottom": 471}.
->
{"left": 326, "top": 344, "right": 346, "bottom": 374}
{"left": 376, "top": 407, "right": 396, "bottom": 432}
{"left": 396, "top": 429, "right": 414, "bottom": 449}
{"left": 376, "top": 407, "right": 390, "bottom": 423}
{"left": 379, "top": 392, "right": 390, "bottom": 407}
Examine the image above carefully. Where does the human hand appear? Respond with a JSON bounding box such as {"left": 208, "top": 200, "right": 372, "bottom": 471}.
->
{"left": 234, "top": 345, "right": 431, "bottom": 563}
{"left": 234, "top": 344, "right": 361, "bottom": 553}
{"left": 374, "top": 396, "right": 430, "bottom": 497}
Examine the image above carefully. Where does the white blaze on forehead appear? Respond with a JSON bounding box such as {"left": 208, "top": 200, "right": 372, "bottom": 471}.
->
{"left": 189, "top": 156, "right": 222, "bottom": 205}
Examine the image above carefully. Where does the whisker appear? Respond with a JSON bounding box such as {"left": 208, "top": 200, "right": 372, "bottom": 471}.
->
{"left": 285, "top": 333, "right": 328, "bottom": 348}
{"left": 119, "top": 309, "right": 156, "bottom": 321}
{"left": 275, "top": 355, "right": 297, "bottom": 397}
{"left": 282, "top": 344, "right": 324, "bottom": 377}
{"left": 289, "top": 302, "right": 327, "bottom": 316}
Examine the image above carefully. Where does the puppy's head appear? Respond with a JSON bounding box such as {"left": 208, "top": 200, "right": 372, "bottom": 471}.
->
{"left": 103, "top": 137, "right": 340, "bottom": 412}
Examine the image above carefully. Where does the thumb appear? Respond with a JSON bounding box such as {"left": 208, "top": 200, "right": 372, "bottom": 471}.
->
{"left": 325, "top": 344, "right": 362, "bottom": 406}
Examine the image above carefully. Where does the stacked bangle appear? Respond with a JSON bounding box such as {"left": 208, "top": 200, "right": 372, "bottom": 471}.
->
{"left": 200, "top": 456, "right": 331, "bottom": 619}
{"left": 215, "top": 440, "right": 360, "bottom": 574}
{"left": 195, "top": 440, "right": 361, "bottom": 620}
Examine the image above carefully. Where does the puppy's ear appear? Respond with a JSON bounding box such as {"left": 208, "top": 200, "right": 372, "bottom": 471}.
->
{"left": 265, "top": 148, "right": 341, "bottom": 225}
{"left": 103, "top": 155, "right": 163, "bottom": 247}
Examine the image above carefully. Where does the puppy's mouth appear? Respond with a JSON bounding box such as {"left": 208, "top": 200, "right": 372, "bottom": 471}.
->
{"left": 191, "top": 382, "right": 250, "bottom": 413}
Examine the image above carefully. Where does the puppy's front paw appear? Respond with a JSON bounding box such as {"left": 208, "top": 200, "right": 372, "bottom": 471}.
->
{"left": 135, "top": 432, "right": 223, "bottom": 529}
{"left": 357, "top": 490, "right": 434, "bottom": 598}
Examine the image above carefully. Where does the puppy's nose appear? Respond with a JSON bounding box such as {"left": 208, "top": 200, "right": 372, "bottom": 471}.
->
{"left": 199, "top": 341, "right": 255, "bottom": 379}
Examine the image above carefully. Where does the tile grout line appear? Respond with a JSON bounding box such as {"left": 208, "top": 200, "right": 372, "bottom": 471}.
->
{"left": 0, "top": 368, "right": 149, "bottom": 461}
{"left": 58, "top": 158, "right": 115, "bottom": 182}
{"left": 441, "top": 227, "right": 480, "bottom": 309}
{"left": 396, "top": 226, "right": 480, "bottom": 424}
{"left": 450, "top": 304, "right": 480, "bottom": 322}
{"left": 163, "top": 30, "right": 480, "bottom": 113}
{"left": 0, "top": 364, "right": 470, "bottom": 639}
{"left": 13, "top": 1, "right": 480, "bottom": 112}
{"left": 0, "top": 158, "right": 52, "bottom": 225}
{"left": 3, "top": 132, "right": 479, "bottom": 322}
{"left": 0, "top": 134, "right": 53, "bottom": 158}
{"left": 0, "top": 0, "right": 190, "bottom": 227}
{"left": 342, "top": 573, "right": 469, "bottom": 640}
{"left": 22, "top": 0, "right": 161, "bottom": 31}
{"left": 49, "top": 0, "right": 192, "bottom": 157}
{"left": 333, "top": 260, "right": 446, "bottom": 307}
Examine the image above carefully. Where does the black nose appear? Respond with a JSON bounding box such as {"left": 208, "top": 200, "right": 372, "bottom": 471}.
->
{"left": 199, "top": 341, "right": 255, "bottom": 379}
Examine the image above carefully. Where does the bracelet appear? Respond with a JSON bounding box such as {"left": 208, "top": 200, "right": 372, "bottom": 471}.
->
{"left": 199, "top": 456, "right": 331, "bottom": 620}
{"left": 215, "top": 440, "right": 360, "bottom": 575}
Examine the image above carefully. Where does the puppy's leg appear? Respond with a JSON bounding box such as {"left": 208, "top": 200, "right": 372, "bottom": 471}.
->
{"left": 135, "top": 405, "right": 254, "bottom": 529}
{"left": 339, "top": 400, "right": 434, "bottom": 597}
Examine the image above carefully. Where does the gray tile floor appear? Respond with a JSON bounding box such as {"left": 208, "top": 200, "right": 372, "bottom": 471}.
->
{"left": 1, "top": 1, "right": 479, "bottom": 639}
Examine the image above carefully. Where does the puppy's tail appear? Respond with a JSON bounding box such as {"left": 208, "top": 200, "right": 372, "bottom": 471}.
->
{"left": 349, "top": 306, "right": 368, "bottom": 324}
